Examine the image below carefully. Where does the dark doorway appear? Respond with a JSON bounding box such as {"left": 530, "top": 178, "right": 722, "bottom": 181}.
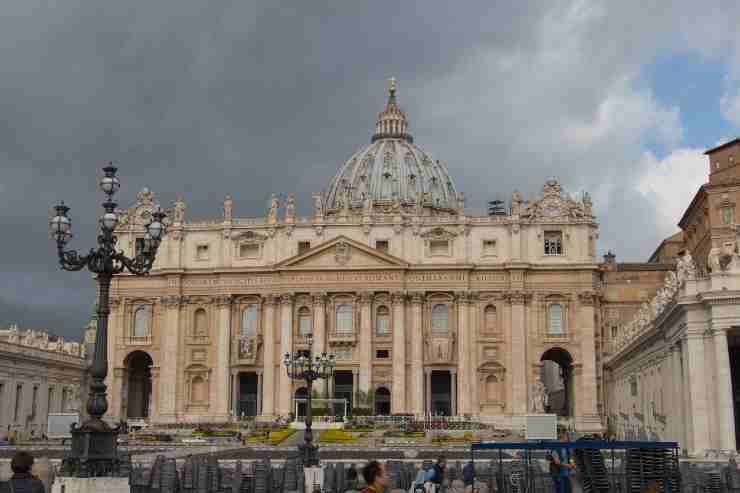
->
{"left": 541, "top": 347, "right": 574, "bottom": 417}
{"left": 125, "top": 351, "right": 153, "bottom": 419}
{"left": 375, "top": 387, "right": 391, "bottom": 415}
{"left": 294, "top": 387, "right": 308, "bottom": 418}
{"left": 238, "top": 373, "right": 258, "bottom": 417}
{"left": 431, "top": 371, "right": 452, "bottom": 416}
{"left": 333, "top": 371, "right": 354, "bottom": 417}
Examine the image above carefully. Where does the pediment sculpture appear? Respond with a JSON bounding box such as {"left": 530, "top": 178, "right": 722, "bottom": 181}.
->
{"left": 420, "top": 226, "right": 457, "bottom": 240}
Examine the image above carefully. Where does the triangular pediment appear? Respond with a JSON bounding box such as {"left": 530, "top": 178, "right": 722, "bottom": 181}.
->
{"left": 277, "top": 236, "right": 408, "bottom": 270}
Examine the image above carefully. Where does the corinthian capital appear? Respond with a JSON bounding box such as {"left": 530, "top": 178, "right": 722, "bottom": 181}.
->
{"left": 359, "top": 292, "right": 374, "bottom": 304}
{"left": 312, "top": 292, "right": 328, "bottom": 306}
{"left": 160, "top": 295, "right": 183, "bottom": 307}
{"left": 578, "top": 291, "right": 596, "bottom": 306}
{"left": 410, "top": 292, "right": 425, "bottom": 304}
{"left": 280, "top": 293, "right": 294, "bottom": 305}
{"left": 391, "top": 291, "right": 406, "bottom": 304}
{"left": 214, "top": 295, "right": 232, "bottom": 307}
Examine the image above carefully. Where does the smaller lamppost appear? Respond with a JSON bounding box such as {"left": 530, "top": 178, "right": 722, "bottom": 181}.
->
{"left": 283, "top": 334, "right": 335, "bottom": 467}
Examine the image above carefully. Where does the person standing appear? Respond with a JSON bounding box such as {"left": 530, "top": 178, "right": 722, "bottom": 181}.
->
{"left": 361, "top": 461, "right": 389, "bottom": 493}
{"left": 0, "top": 451, "right": 46, "bottom": 493}
{"left": 549, "top": 433, "right": 576, "bottom": 493}
{"left": 462, "top": 460, "right": 475, "bottom": 493}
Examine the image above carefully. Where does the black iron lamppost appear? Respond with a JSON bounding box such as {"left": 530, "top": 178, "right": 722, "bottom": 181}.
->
{"left": 283, "top": 334, "right": 335, "bottom": 467}
{"left": 49, "top": 163, "right": 167, "bottom": 477}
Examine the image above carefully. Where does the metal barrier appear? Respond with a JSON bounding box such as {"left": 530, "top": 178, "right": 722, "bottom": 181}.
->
{"left": 470, "top": 440, "right": 681, "bottom": 492}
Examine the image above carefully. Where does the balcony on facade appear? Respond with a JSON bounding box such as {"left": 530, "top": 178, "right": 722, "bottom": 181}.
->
{"left": 328, "top": 330, "right": 357, "bottom": 346}
{"left": 186, "top": 335, "right": 210, "bottom": 345}
{"left": 118, "top": 335, "right": 152, "bottom": 346}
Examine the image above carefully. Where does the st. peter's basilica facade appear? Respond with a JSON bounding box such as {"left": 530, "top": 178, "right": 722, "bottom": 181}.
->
{"left": 106, "top": 82, "right": 603, "bottom": 432}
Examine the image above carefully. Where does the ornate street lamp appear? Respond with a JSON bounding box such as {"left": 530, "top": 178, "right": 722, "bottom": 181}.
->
{"left": 283, "top": 334, "right": 335, "bottom": 467}
{"left": 50, "top": 162, "right": 166, "bottom": 477}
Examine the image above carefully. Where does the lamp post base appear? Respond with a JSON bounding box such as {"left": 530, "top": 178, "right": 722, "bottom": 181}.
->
{"left": 59, "top": 425, "right": 131, "bottom": 478}
{"left": 298, "top": 440, "right": 320, "bottom": 468}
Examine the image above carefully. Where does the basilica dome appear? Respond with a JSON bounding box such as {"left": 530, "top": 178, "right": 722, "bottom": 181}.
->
{"left": 324, "top": 80, "right": 460, "bottom": 214}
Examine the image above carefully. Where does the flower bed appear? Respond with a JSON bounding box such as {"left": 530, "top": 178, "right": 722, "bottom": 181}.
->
{"left": 247, "top": 427, "right": 296, "bottom": 446}
{"left": 319, "top": 429, "right": 362, "bottom": 444}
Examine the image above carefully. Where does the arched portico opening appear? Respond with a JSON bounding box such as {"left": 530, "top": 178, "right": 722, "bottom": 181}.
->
{"left": 294, "top": 387, "right": 308, "bottom": 418}
{"left": 540, "top": 347, "right": 574, "bottom": 417}
{"left": 375, "top": 387, "right": 391, "bottom": 415}
{"left": 124, "top": 351, "right": 153, "bottom": 420}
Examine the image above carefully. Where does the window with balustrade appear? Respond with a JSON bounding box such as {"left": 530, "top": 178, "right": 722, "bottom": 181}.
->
{"left": 298, "top": 306, "right": 312, "bottom": 336}
{"left": 548, "top": 303, "right": 564, "bottom": 335}
{"left": 241, "top": 306, "right": 257, "bottom": 337}
{"left": 431, "top": 304, "right": 449, "bottom": 334}
{"left": 193, "top": 308, "right": 208, "bottom": 336}
{"left": 133, "top": 306, "right": 151, "bottom": 338}
{"left": 336, "top": 304, "right": 354, "bottom": 334}
{"left": 376, "top": 305, "right": 390, "bottom": 336}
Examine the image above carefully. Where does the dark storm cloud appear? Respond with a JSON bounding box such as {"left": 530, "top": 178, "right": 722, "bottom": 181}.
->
{"left": 1, "top": 0, "right": 738, "bottom": 337}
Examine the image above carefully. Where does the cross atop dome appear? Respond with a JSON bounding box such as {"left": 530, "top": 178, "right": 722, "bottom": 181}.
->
{"left": 372, "top": 78, "right": 412, "bottom": 143}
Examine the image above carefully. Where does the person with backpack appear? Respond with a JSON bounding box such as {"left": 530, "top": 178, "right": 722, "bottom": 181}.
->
{"left": 0, "top": 451, "right": 45, "bottom": 493}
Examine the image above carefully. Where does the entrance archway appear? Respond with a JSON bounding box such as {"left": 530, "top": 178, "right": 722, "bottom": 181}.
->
{"left": 124, "top": 351, "right": 153, "bottom": 419}
{"left": 431, "top": 371, "right": 452, "bottom": 416}
{"left": 238, "top": 373, "right": 258, "bottom": 417}
{"left": 375, "top": 387, "right": 391, "bottom": 415}
{"left": 540, "top": 348, "right": 573, "bottom": 417}
{"left": 294, "top": 387, "right": 308, "bottom": 418}
{"left": 333, "top": 371, "right": 354, "bottom": 416}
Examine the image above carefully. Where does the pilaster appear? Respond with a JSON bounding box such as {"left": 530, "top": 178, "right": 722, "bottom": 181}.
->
{"left": 278, "top": 293, "right": 294, "bottom": 414}
{"left": 508, "top": 291, "right": 528, "bottom": 414}
{"left": 262, "top": 295, "right": 277, "bottom": 416}
{"left": 713, "top": 328, "right": 736, "bottom": 451}
{"left": 391, "top": 292, "right": 406, "bottom": 413}
{"left": 159, "top": 295, "right": 181, "bottom": 421}
{"left": 577, "top": 292, "right": 600, "bottom": 428}
{"left": 410, "top": 293, "right": 424, "bottom": 415}
{"left": 456, "top": 292, "right": 471, "bottom": 415}
{"left": 683, "top": 334, "right": 711, "bottom": 453}
{"left": 358, "top": 292, "right": 373, "bottom": 394}
{"left": 212, "top": 295, "right": 232, "bottom": 420}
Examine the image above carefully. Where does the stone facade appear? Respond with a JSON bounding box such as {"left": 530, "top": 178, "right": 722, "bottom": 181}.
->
{"left": 105, "top": 83, "right": 602, "bottom": 432}
{"left": 0, "top": 325, "right": 87, "bottom": 439}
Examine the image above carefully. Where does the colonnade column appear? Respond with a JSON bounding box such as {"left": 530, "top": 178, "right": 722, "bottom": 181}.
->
{"left": 213, "top": 296, "right": 232, "bottom": 420}
{"left": 577, "top": 292, "right": 599, "bottom": 426}
{"left": 683, "top": 333, "right": 711, "bottom": 453}
{"left": 278, "top": 294, "right": 294, "bottom": 415}
{"left": 410, "top": 293, "right": 424, "bottom": 415}
{"left": 456, "top": 292, "right": 470, "bottom": 415}
{"left": 509, "top": 292, "right": 527, "bottom": 414}
{"left": 159, "top": 296, "right": 181, "bottom": 422}
{"left": 359, "top": 293, "right": 373, "bottom": 395}
{"left": 669, "top": 344, "right": 685, "bottom": 445}
{"left": 391, "top": 292, "right": 406, "bottom": 413}
{"left": 261, "top": 296, "right": 277, "bottom": 416}
{"left": 313, "top": 293, "right": 328, "bottom": 397}
{"left": 713, "top": 328, "right": 736, "bottom": 450}
{"left": 231, "top": 372, "right": 239, "bottom": 417}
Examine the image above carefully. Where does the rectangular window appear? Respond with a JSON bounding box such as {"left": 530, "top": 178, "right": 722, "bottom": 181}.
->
{"left": 48, "top": 387, "right": 55, "bottom": 413}
{"left": 630, "top": 379, "right": 638, "bottom": 397}
{"left": 375, "top": 240, "right": 389, "bottom": 253}
{"left": 482, "top": 239, "right": 497, "bottom": 256}
{"left": 239, "top": 243, "right": 260, "bottom": 258}
{"left": 196, "top": 244, "right": 209, "bottom": 260}
{"left": 544, "top": 231, "right": 563, "bottom": 255}
{"left": 14, "top": 384, "right": 22, "bottom": 422}
{"left": 298, "top": 241, "right": 311, "bottom": 254}
{"left": 376, "top": 349, "right": 390, "bottom": 359}
{"left": 429, "top": 240, "right": 449, "bottom": 256}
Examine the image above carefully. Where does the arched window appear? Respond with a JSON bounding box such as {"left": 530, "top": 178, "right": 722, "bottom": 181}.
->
{"left": 191, "top": 376, "right": 207, "bottom": 402}
{"left": 241, "top": 306, "right": 257, "bottom": 337}
{"left": 376, "top": 306, "right": 390, "bottom": 336}
{"left": 548, "top": 304, "right": 564, "bottom": 335}
{"left": 484, "top": 305, "right": 497, "bottom": 332}
{"left": 133, "top": 306, "right": 151, "bottom": 337}
{"left": 193, "top": 308, "right": 207, "bottom": 336}
{"left": 298, "top": 306, "right": 312, "bottom": 336}
{"left": 336, "top": 304, "right": 353, "bottom": 334}
{"left": 431, "top": 304, "right": 449, "bottom": 334}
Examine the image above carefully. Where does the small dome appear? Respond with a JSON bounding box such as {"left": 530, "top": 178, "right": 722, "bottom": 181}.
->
{"left": 325, "top": 80, "right": 460, "bottom": 213}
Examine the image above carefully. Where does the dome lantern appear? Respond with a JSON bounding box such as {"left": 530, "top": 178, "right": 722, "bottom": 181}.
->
{"left": 372, "top": 77, "right": 412, "bottom": 143}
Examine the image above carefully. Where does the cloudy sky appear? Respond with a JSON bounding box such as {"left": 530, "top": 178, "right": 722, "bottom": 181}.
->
{"left": 1, "top": 0, "right": 739, "bottom": 338}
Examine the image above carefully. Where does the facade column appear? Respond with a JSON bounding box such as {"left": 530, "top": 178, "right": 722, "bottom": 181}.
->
{"left": 313, "top": 293, "right": 329, "bottom": 397}
{"left": 110, "top": 368, "right": 125, "bottom": 421}
{"left": 261, "top": 296, "right": 277, "bottom": 416}
{"left": 669, "top": 344, "right": 685, "bottom": 445}
{"left": 713, "top": 328, "right": 736, "bottom": 450}
{"left": 469, "top": 294, "right": 480, "bottom": 415}
{"left": 425, "top": 369, "right": 432, "bottom": 415}
{"left": 577, "top": 292, "right": 599, "bottom": 429}
{"left": 509, "top": 292, "right": 527, "bottom": 415}
{"left": 278, "top": 294, "right": 294, "bottom": 415}
{"left": 456, "top": 292, "right": 471, "bottom": 415}
{"left": 391, "top": 292, "right": 406, "bottom": 413}
{"left": 683, "top": 333, "right": 711, "bottom": 453}
{"left": 450, "top": 369, "right": 457, "bottom": 416}
{"left": 359, "top": 293, "right": 373, "bottom": 395}
{"left": 212, "top": 296, "right": 232, "bottom": 420}
{"left": 257, "top": 371, "right": 263, "bottom": 415}
{"left": 352, "top": 369, "right": 359, "bottom": 408}
{"left": 410, "top": 293, "right": 425, "bottom": 415}
{"left": 158, "top": 296, "right": 180, "bottom": 422}
{"left": 149, "top": 367, "right": 160, "bottom": 421}
{"left": 232, "top": 372, "right": 239, "bottom": 418}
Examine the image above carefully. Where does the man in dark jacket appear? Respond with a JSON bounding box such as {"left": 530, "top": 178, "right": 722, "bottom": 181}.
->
{"left": 462, "top": 461, "right": 475, "bottom": 493}
{"left": 0, "top": 451, "right": 46, "bottom": 493}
